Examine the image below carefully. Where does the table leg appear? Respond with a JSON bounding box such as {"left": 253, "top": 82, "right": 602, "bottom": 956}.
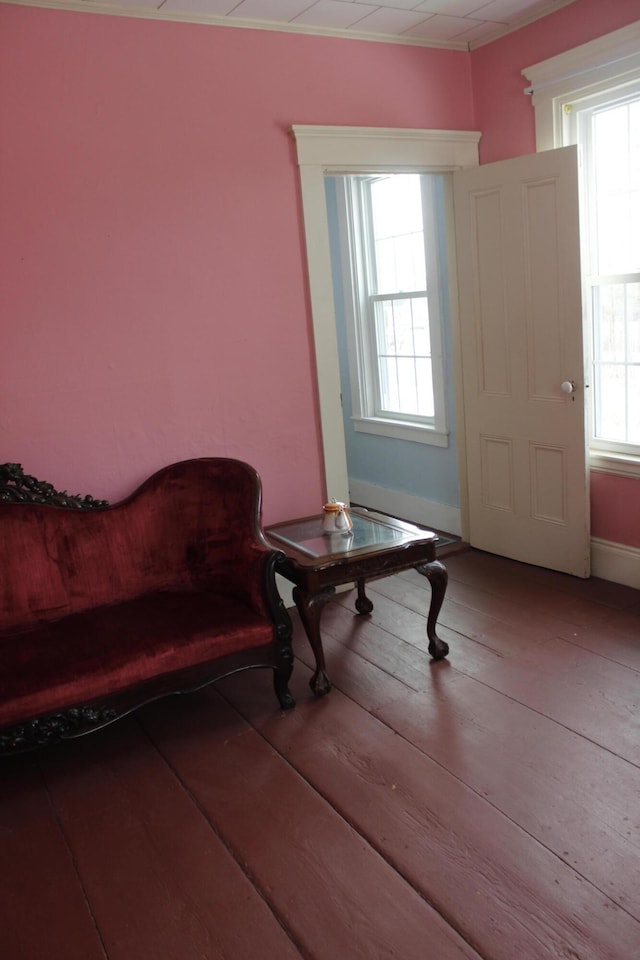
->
{"left": 293, "top": 585, "right": 335, "bottom": 696}
{"left": 355, "top": 579, "right": 374, "bottom": 615}
{"left": 416, "top": 559, "right": 449, "bottom": 660}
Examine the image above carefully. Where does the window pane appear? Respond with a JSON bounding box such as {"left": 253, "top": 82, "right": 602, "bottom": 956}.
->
{"left": 411, "top": 298, "right": 430, "bottom": 355}
{"left": 628, "top": 283, "right": 640, "bottom": 363}
{"left": 396, "top": 357, "right": 419, "bottom": 414}
{"left": 631, "top": 100, "right": 640, "bottom": 192}
{"left": 592, "top": 282, "right": 640, "bottom": 445}
{"left": 376, "top": 299, "right": 397, "bottom": 354}
{"left": 594, "top": 284, "right": 625, "bottom": 362}
{"left": 416, "top": 357, "right": 435, "bottom": 417}
{"left": 628, "top": 365, "right": 640, "bottom": 443}
{"left": 594, "top": 363, "right": 625, "bottom": 441}
{"left": 392, "top": 299, "right": 415, "bottom": 356}
{"left": 378, "top": 356, "right": 399, "bottom": 411}
{"left": 370, "top": 175, "right": 426, "bottom": 294}
{"left": 592, "top": 100, "right": 640, "bottom": 275}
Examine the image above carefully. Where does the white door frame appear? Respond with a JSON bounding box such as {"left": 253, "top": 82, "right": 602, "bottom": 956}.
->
{"left": 291, "top": 125, "right": 481, "bottom": 526}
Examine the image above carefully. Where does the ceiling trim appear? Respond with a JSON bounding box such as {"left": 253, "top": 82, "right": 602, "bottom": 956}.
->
{"left": 1, "top": 0, "right": 582, "bottom": 52}
{"left": 0, "top": 0, "right": 470, "bottom": 51}
{"left": 468, "top": 0, "right": 577, "bottom": 51}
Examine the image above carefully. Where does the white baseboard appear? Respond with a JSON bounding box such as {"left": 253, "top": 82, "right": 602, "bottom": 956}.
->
{"left": 348, "top": 479, "right": 462, "bottom": 536}
{"left": 591, "top": 537, "right": 640, "bottom": 589}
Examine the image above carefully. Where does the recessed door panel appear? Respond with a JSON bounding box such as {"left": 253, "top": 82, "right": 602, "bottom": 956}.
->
{"left": 471, "top": 190, "right": 510, "bottom": 397}
{"left": 480, "top": 436, "right": 514, "bottom": 511}
{"left": 523, "top": 178, "right": 564, "bottom": 400}
{"left": 530, "top": 443, "right": 567, "bottom": 523}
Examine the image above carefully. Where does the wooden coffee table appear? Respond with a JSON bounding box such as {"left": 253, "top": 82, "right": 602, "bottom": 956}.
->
{"left": 265, "top": 507, "right": 449, "bottom": 696}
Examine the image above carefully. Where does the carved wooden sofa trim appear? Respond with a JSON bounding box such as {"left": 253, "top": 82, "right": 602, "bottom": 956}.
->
{"left": 0, "top": 459, "right": 294, "bottom": 754}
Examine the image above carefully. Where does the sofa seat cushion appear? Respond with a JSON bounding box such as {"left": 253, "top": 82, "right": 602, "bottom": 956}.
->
{"left": 0, "top": 591, "right": 274, "bottom": 729}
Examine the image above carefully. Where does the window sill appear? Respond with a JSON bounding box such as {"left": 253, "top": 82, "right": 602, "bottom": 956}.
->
{"left": 352, "top": 417, "right": 449, "bottom": 448}
{"left": 590, "top": 451, "right": 640, "bottom": 479}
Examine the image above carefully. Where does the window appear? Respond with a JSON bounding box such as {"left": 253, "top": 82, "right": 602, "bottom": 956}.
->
{"left": 566, "top": 83, "right": 640, "bottom": 456}
{"left": 523, "top": 21, "right": 640, "bottom": 474}
{"left": 341, "top": 173, "right": 448, "bottom": 447}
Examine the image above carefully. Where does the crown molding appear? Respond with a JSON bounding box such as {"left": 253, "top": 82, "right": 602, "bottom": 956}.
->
{"left": 0, "top": 0, "right": 470, "bottom": 50}
{"left": 469, "top": 0, "right": 577, "bottom": 51}
{"left": 2, "top": 0, "right": 582, "bottom": 52}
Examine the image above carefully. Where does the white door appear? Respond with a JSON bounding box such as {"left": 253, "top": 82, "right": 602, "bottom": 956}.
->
{"left": 453, "top": 145, "right": 589, "bottom": 577}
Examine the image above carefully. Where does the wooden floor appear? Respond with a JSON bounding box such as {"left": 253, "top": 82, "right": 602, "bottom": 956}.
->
{"left": 3, "top": 548, "right": 640, "bottom": 960}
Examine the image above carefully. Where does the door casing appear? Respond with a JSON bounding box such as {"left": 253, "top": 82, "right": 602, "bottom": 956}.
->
{"left": 291, "top": 124, "right": 481, "bottom": 536}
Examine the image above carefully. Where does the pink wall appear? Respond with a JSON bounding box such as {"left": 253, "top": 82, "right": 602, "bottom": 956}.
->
{"left": 471, "top": 0, "right": 640, "bottom": 550}
{"left": 591, "top": 473, "right": 640, "bottom": 549}
{"left": 2, "top": 1, "right": 637, "bottom": 547}
{"left": 471, "top": 0, "right": 640, "bottom": 164}
{"left": 0, "top": 5, "right": 473, "bottom": 520}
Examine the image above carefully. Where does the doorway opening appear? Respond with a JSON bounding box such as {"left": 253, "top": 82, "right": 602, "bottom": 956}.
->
{"left": 325, "top": 172, "right": 462, "bottom": 537}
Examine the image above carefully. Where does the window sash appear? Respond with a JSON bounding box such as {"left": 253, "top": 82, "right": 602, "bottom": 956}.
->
{"left": 370, "top": 293, "right": 435, "bottom": 422}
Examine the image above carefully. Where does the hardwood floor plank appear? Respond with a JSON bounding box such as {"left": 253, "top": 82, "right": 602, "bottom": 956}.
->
{"left": 290, "top": 609, "right": 640, "bottom": 921}
{"left": 293, "top": 610, "right": 422, "bottom": 708}
{"left": 39, "top": 719, "right": 304, "bottom": 960}
{"left": 378, "top": 677, "right": 640, "bottom": 921}
{"left": 371, "top": 570, "right": 582, "bottom": 642}
{"left": 558, "top": 621, "right": 640, "bottom": 672}
{"left": 339, "top": 575, "right": 640, "bottom": 764}
{"left": 141, "top": 691, "right": 484, "bottom": 960}
{"left": 434, "top": 552, "right": 640, "bottom": 636}
{"left": 0, "top": 755, "right": 107, "bottom": 960}
{"left": 325, "top": 587, "right": 542, "bottom": 665}
{"left": 460, "top": 633, "right": 640, "bottom": 765}
{"left": 311, "top": 601, "right": 433, "bottom": 691}
{"left": 442, "top": 550, "right": 640, "bottom": 613}
{"left": 217, "top": 665, "right": 640, "bottom": 960}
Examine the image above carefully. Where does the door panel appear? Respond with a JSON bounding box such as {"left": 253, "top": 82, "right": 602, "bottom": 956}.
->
{"left": 454, "top": 146, "right": 589, "bottom": 577}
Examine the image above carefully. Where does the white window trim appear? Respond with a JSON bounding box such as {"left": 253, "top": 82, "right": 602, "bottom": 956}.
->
{"left": 291, "top": 125, "right": 481, "bottom": 503}
{"left": 339, "top": 175, "right": 449, "bottom": 448}
{"left": 522, "top": 21, "right": 640, "bottom": 151}
{"left": 522, "top": 21, "right": 640, "bottom": 480}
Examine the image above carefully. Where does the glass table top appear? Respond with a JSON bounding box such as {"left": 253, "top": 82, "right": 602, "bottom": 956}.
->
{"left": 267, "top": 509, "right": 436, "bottom": 561}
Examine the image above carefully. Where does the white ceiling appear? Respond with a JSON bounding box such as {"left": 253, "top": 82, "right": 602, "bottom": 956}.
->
{"left": 12, "top": 0, "right": 577, "bottom": 49}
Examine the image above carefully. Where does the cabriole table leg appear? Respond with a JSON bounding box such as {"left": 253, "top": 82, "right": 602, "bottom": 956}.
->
{"left": 293, "top": 585, "right": 335, "bottom": 696}
{"left": 416, "top": 559, "right": 449, "bottom": 660}
{"left": 355, "top": 578, "right": 374, "bottom": 615}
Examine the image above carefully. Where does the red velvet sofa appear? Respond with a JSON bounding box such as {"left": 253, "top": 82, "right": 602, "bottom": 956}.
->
{"left": 0, "top": 458, "right": 294, "bottom": 754}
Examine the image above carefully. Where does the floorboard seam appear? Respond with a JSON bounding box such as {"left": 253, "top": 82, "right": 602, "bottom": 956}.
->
{"left": 288, "top": 608, "right": 640, "bottom": 928}
{"left": 136, "top": 715, "right": 313, "bottom": 960}
{"left": 300, "top": 670, "right": 640, "bottom": 927}
{"left": 38, "top": 759, "right": 111, "bottom": 960}
{"left": 218, "top": 688, "right": 492, "bottom": 960}
{"left": 325, "top": 592, "right": 640, "bottom": 772}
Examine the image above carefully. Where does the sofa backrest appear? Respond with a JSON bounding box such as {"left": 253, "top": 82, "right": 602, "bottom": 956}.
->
{"left": 0, "top": 459, "right": 265, "bottom": 633}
